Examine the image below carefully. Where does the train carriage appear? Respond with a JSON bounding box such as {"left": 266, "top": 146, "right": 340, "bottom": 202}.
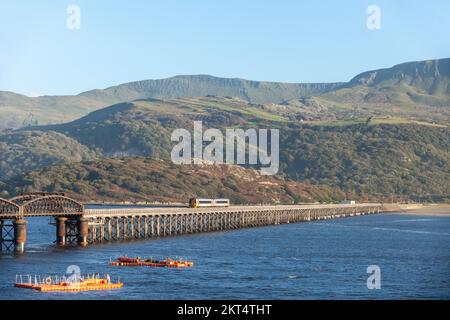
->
{"left": 189, "top": 198, "right": 230, "bottom": 208}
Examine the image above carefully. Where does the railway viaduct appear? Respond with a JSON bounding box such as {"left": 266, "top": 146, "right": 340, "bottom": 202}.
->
{"left": 0, "top": 193, "right": 383, "bottom": 253}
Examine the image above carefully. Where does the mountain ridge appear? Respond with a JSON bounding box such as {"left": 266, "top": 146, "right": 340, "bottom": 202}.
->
{"left": 1, "top": 58, "right": 449, "bottom": 130}
{"left": 349, "top": 58, "right": 450, "bottom": 89}
{"left": 78, "top": 74, "right": 344, "bottom": 104}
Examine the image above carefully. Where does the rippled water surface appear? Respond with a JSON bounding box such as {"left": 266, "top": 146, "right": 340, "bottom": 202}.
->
{"left": 1, "top": 212, "right": 449, "bottom": 299}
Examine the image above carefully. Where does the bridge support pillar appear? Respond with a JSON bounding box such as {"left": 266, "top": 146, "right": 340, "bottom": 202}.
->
{"left": 77, "top": 217, "right": 89, "bottom": 247}
{"left": 0, "top": 220, "right": 3, "bottom": 251}
{"left": 56, "top": 217, "right": 68, "bottom": 246}
{"left": 13, "top": 219, "right": 27, "bottom": 253}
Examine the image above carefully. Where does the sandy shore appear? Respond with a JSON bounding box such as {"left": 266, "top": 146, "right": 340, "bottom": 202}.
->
{"left": 390, "top": 204, "right": 450, "bottom": 217}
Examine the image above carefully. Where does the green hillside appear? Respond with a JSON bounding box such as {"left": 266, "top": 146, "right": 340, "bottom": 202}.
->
{"left": 31, "top": 97, "right": 286, "bottom": 157}
{"left": 0, "top": 96, "right": 447, "bottom": 202}
{"left": 279, "top": 124, "right": 449, "bottom": 202}
{"left": 0, "top": 130, "right": 98, "bottom": 180}
{"left": 0, "top": 91, "right": 109, "bottom": 130}
{"left": 2, "top": 158, "right": 346, "bottom": 204}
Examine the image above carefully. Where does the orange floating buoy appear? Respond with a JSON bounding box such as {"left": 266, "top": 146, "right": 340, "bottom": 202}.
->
{"left": 14, "top": 274, "right": 123, "bottom": 292}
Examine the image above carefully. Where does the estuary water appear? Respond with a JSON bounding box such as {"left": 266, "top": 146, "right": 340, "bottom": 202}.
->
{"left": 0, "top": 209, "right": 449, "bottom": 300}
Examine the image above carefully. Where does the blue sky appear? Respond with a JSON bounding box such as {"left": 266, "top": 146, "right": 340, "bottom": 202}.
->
{"left": 1, "top": 0, "right": 449, "bottom": 96}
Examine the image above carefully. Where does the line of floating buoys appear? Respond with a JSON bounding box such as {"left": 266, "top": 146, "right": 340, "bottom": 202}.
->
{"left": 110, "top": 256, "right": 194, "bottom": 268}
{"left": 14, "top": 275, "right": 123, "bottom": 292}
{"left": 14, "top": 256, "right": 194, "bottom": 292}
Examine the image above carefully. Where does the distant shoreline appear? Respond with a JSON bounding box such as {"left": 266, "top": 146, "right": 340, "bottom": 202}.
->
{"left": 389, "top": 204, "right": 450, "bottom": 217}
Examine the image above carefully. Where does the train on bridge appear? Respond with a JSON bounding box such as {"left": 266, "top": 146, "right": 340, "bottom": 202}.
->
{"left": 0, "top": 192, "right": 384, "bottom": 253}
{"left": 189, "top": 198, "right": 230, "bottom": 208}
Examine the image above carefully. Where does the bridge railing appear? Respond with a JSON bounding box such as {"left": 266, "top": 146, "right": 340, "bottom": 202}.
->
{"left": 83, "top": 204, "right": 383, "bottom": 220}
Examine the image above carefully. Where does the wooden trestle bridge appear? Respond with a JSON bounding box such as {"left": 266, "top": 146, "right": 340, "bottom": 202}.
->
{"left": 0, "top": 192, "right": 384, "bottom": 253}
